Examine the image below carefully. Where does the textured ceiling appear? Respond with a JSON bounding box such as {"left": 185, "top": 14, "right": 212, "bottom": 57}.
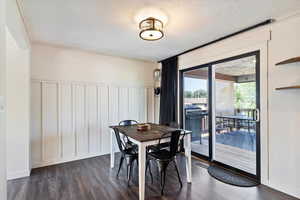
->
{"left": 184, "top": 55, "right": 255, "bottom": 78}
{"left": 20, "top": 0, "right": 300, "bottom": 61}
{"left": 215, "top": 56, "right": 256, "bottom": 76}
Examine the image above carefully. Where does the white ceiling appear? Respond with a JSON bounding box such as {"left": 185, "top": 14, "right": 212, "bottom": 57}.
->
{"left": 20, "top": 0, "right": 300, "bottom": 61}
{"left": 215, "top": 56, "right": 256, "bottom": 76}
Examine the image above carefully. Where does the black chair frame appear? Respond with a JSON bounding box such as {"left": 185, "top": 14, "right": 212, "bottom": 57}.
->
{"left": 148, "top": 130, "right": 184, "bottom": 195}
{"left": 113, "top": 128, "right": 153, "bottom": 185}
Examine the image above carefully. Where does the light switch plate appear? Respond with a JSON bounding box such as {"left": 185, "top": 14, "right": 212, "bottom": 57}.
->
{"left": 0, "top": 96, "right": 5, "bottom": 113}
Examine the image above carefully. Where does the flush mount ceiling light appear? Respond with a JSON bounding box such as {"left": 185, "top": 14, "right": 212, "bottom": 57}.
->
{"left": 135, "top": 7, "right": 167, "bottom": 41}
{"left": 139, "top": 17, "right": 164, "bottom": 41}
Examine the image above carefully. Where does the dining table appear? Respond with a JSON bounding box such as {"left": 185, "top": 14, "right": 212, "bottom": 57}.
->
{"left": 216, "top": 115, "right": 255, "bottom": 131}
{"left": 109, "top": 123, "right": 192, "bottom": 200}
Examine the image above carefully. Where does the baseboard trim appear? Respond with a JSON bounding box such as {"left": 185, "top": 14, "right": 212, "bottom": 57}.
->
{"left": 32, "top": 152, "right": 110, "bottom": 169}
{"left": 7, "top": 170, "right": 30, "bottom": 180}
{"left": 264, "top": 182, "right": 300, "bottom": 199}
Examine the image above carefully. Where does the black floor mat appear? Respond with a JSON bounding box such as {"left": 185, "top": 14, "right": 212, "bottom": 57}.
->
{"left": 207, "top": 165, "right": 259, "bottom": 187}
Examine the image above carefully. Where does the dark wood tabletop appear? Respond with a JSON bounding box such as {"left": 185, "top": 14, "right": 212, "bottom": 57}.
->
{"left": 109, "top": 123, "right": 190, "bottom": 142}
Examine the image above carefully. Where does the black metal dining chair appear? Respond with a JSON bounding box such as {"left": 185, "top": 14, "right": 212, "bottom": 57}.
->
{"left": 148, "top": 122, "right": 179, "bottom": 152}
{"left": 148, "top": 130, "right": 183, "bottom": 195}
{"left": 119, "top": 120, "right": 138, "bottom": 126}
{"left": 119, "top": 120, "right": 139, "bottom": 150}
{"left": 113, "top": 128, "right": 153, "bottom": 185}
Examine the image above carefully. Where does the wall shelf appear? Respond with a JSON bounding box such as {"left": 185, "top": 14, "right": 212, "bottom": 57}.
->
{"left": 275, "top": 57, "right": 300, "bottom": 66}
{"left": 275, "top": 85, "right": 300, "bottom": 90}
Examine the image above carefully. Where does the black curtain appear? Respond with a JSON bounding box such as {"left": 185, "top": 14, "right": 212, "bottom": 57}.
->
{"left": 159, "top": 56, "right": 178, "bottom": 125}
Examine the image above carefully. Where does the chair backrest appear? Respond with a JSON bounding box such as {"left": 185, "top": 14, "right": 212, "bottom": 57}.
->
{"left": 113, "top": 128, "right": 126, "bottom": 154}
{"left": 158, "top": 130, "right": 181, "bottom": 157}
{"left": 169, "top": 130, "right": 182, "bottom": 157}
{"left": 119, "top": 120, "right": 138, "bottom": 126}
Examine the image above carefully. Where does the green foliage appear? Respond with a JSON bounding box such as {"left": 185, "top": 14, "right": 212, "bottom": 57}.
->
{"left": 184, "top": 82, "right": 255, "bottom": 110}
{"left": 193, "top": 89, "right": 208, "bottom": 98}
{"left": 184, "top": 89, "right": 207, "bottom": 98}
{"left": 234, "top": 82, "right": 256, "bottom": 109}
{"left": 184, "top": 91, "right": 193, "bottom": 98}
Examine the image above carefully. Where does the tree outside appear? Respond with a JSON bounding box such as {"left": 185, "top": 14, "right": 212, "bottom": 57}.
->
{"left": 184, "top": 89, "right": 208, "bottom": 98}
{"left": 234, "top": 82, "right": 256, "bottom": 109}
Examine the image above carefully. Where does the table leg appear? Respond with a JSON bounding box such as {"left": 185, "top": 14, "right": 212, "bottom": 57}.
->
{"left": 110, "top": 129, "right": 115, "bottom": 169}
{"left": 184, "top": 134, "right": 192, "bottom": 183}
{"left": 138, "top": 142, "right": 146, "bottom": 200}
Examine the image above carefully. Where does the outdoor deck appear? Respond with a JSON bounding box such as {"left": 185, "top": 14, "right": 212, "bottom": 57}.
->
{"left": 192, "top": 131, "right": 256, "bottom": 175}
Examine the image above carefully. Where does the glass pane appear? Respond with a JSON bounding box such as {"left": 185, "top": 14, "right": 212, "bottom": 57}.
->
{"left": 183, "top": 67, "right": 209, "bottom": 156}
{"left": 213, "top": 55, "right": 257, "bottom": 175}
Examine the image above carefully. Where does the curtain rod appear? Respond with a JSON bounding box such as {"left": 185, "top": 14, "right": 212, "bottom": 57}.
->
{"left": 158, "top": 19, "right": 274, "bottom": 63}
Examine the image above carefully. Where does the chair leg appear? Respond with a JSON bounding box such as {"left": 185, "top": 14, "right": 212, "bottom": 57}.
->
{"left": 117, "top": 155, "right": 124, "bottom": 178}
{"left": 146, "top": 160, "right": 153, "bottom": 183}
{"left": 127, "top": 158, "right": 135, "bottom": 186}
{"left": 173, "top": 160, "right": 183, "bottom": 188}
{"left": 160, "top": 168, "right": 163, "bottom": 187}
{"left": 127, "top": 163, "right": 132, "bottom": 185}
{"left": 161, "top": 166, "right": 167, "bottom": 195}
{"left": 158, "top": 161, "right": 169, "bottom": 195}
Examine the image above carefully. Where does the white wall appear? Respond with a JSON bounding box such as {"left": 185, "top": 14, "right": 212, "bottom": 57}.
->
{"left": 5, "top": 0, "right": 31, "bottom": 181}
{"left": 31, "top": 43, "right": 155, "bottom": 86}
{"left": 0, "top": 0, "right": 7, "bottom": 198}
{"left": 30, "top": 44, "right": 157, "bottom": 168}
{"left": 177, "top": 14, "right": 300, "bottom": 198}
{"left": 268, "top": 14, "right": 300, "bottom": 198}
{"left": 6, "top": 30, "right": 31, "bottom": 180}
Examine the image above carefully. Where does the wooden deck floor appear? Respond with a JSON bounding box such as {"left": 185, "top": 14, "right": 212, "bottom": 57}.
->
{"left": 7, "top": 154, "right": 298, "bottom": 200}
{"left": 192, "top": 140, "right": 256, "bottom": 174}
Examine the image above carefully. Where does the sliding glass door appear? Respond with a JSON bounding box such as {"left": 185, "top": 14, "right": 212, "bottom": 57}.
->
{"left": 181, "top": 51, "right": 260, "bottom": 180}
{"left": 212, "top": 53, "right": 260, "bottom": 177}
{"left": 182, "top": 66, "right": 210, "bottom": 158}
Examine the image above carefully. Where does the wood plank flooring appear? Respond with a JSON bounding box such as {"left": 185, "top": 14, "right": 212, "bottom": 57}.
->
{"left": 7, "top": 154, "right": 299, "bottom": 200}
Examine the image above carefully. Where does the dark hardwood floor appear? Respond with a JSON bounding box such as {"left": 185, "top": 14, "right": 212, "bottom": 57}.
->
{"left": 7, "top": 154, "right": 298, "bottom": 200}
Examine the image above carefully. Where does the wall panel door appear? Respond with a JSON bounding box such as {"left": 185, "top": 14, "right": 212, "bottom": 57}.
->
{"left": 42, "top": 82, "right": 59, "bottom": 161}
{"left": 138, "top": 88, "right": 147, "bottom": 123}
{"left": 147, "top": 88, "right": 155, "bottom": 123}
{"left": 86, "top": 85, "right": 100, "bottom": 154}
{"left": 118, "top": 87, "right": 129, "bottom": 122}
{"left": 98, "top": 85, "right": 109, "bottom": 154}
{"left": 31, "top": 80, "right": 153, "bottom": 168}
{"left": 31, "top": 81, "right": 42, "bottom": 166}
{"left": 128, "top": 88, "right": 139, "bottom": 121}
{"left": 74, "top": 84, "right": 88, "bottom": 156}
{"left": 60, "top": 84, "right": 75, "bottom": 158}
{"left": 108, "top": 86, "right": 119, "bottom": 125}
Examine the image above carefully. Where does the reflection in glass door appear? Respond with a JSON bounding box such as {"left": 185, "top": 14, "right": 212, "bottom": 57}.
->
{"left": 213, "top": 54, "right": 259, "bottom": 176}
{"left": 183, "top": 67, "right": 210, "bottom": 157}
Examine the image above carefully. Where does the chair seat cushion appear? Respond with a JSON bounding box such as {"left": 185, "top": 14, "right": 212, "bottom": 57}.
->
{"left": 148, "top": 149, "right": 173, "bottom": 160}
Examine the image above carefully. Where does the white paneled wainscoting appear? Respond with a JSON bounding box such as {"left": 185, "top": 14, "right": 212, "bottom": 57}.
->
{"left": 31, "top": 79, "right": 155, "bottom": 168}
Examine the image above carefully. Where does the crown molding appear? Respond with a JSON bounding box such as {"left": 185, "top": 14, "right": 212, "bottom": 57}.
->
{"left": 32, "top": 40, "right": 157, "bottom": 64}
{"left": 15, "top": 0, "right": 32, "bottom": 43}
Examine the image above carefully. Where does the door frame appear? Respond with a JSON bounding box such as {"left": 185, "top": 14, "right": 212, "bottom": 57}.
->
{"left": 179, "top": 50, "right": 261, "bottom": 182}
{"left": 179, "top": 64, "right": 213, "bottom": 161}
